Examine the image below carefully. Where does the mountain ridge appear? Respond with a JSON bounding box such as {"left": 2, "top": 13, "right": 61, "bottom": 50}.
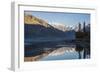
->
{"left": 24, "top": 15, "right": 51, "bottom": 28}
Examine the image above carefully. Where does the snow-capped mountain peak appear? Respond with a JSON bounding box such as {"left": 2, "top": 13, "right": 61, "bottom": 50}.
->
{"left": 51, "top": 23, "right": 72, "bottom": 31}
{"left": 51, "top": 23, "right": 67, "bottom": 31}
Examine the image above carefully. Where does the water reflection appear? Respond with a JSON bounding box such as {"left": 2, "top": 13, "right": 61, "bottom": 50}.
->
{"left": 24, "top": 41, "right": 90, "bottom": 62}
{"left": 41, "top": 46, "right": 78, "bottom": 61}
{"left": 75, "top": 43, "right": 90, "bottom": 59}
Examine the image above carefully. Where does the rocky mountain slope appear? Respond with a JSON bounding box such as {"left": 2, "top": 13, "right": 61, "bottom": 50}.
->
{"left": 24, "top": 15, "right": 51, "bottom": 27}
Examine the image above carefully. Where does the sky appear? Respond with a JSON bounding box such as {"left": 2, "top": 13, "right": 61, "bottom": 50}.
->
{"left": 24, "top": 11, "right": 90, "bottom": 27}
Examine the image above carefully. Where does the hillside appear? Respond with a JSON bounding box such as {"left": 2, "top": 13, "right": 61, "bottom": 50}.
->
{"left": 24, "top": 15, "right": 51, "bottom": 27}
{"left": 24, "top": 15, "right": 75, "bottom": 44}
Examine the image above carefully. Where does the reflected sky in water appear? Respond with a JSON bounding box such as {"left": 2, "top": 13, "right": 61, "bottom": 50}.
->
{"left": 41, "top": 46, "right": 83, "bottom": 61}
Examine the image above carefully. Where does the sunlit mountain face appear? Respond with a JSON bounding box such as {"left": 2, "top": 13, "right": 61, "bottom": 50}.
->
{"left": 24, "top": 15, "right": 51, "bottom": 28}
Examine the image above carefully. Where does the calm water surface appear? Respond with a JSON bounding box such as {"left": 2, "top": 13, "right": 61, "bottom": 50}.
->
{"left": 24, "top": 41, "right": 88, "bottom": 61}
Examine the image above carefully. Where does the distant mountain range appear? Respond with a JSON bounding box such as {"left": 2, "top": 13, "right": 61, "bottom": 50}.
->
{"left": 24, "top": 15, "right": 74, "bottom": 31}
{"left": 24, "top": 15, "right": 75, "bottom": 43}
{"left": 51, "top": 23, "right": 74, "bottom": 31}
{"left": 24, "top": 15, "right": 66, "bottom": 38}
{"left": 51, "top": 23, "right": 67, "bottom": 31}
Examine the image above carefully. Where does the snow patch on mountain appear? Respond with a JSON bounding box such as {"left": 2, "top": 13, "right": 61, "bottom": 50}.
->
{"left": 51, "top": 23, "right": 72, "bottom": 31}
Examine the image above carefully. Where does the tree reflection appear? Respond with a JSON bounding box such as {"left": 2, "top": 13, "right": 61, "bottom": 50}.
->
{"left": 75, "top": 44, "right": 83, "bottom": 59}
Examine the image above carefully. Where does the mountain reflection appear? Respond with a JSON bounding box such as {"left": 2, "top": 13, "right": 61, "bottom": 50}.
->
{"left": 24, "top": 44, "right": 80, "bottom": 61}
{"left": 48, "top": 46, "right": 75, "bottom": 56}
